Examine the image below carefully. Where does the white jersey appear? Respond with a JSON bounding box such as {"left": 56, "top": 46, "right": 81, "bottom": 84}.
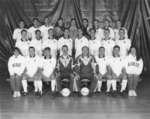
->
{"left": 58, "top": 37, "right": 73, "bottom": 56}
{"left": 101, "top": 39, "right": 115, "bottom": 57}
{"left": 125, "top": 54, "right": 143, "bottom": 75}
{"left": 29, "top": 39, "right": 42, "bottom": 57}
{"left": 40, "top": 57, "right": 56, "bottom": 77}
{"left": 8, "top": 55, "right": 25, "bottom": 76}
{"left": 95, "top": 28, "right": 103, "bottom": 41}
{"left": 40, "top": 25, "right": 53, "bottom": 39}
{"left": 115, "top": 38, "right": 131, "bottom": 57}
{"left": 95, "top": 56, "right": 108, "bottom": 75}
{"left": 75, "top": 36, "right": 89, "bottom": 58}
{"left": 13, "top": 28, "right": 27, "bottom": 42}
{"left": 108, "top": 56, "right": 125, "bottom": 76}
{"left": 25, "top": 56, "right": 41, "bottom": 77}
{"left": 89, "top": 39, "right": 100, "bottom": 56}
{"left": 28, "top": 26, "right": 42, "bottom": 40}
{"left": 15, "top": 40, "right": 30, "bottom": 56}
{"left": 42, "top": 38, "right": 58, "bottom": 58}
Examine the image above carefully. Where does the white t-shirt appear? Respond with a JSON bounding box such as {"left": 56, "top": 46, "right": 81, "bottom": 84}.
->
{"left": 40, "top": 25, "right": 53, "bottom": 39}
{"left": 58, "top": 37, "right": 73, "bottom": 56}
{"left": 75, "top": 36, "right": 89, "bottom": 58}
{"left": 42, "top": 38, "right": 58, "bottom": 58}
{"left": 25, "top": 56, "right": 41, "bottom": 77}
{"left": 13, "top": 28, "right": 27, "bottom": 42}
{"left": 95, "top": 28, "right": 103, "bottom": 41}
{"left": 40, "top": 57, "right": 56, "bottom": 77}
{"left": 89, "top": 39, "right": 100, "bottom": 56}
{"left": 8, "top": 55, "right": 26, "bottom": 76}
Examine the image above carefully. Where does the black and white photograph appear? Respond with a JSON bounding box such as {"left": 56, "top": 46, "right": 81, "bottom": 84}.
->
{"left": 0, "top": 0, "right": 150, "bottom": 119}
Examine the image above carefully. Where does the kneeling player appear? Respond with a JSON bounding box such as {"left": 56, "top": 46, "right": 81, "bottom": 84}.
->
{"left": 56, "top": 45, "right": 74, "bottom": 96}
{"left": 22, "top": 47, "right": 42, "bottom": 96}
{"left": 106, "top": 45, "right": 127, "bottom": 96}
{"left": 40, "top": 47, "right": 57, "bottom": 93}
{"left": 75, "top": 46, "right": 97, "bottom": 96}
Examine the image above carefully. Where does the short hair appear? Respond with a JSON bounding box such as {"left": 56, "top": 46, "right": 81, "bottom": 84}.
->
{"left": 29, "top": 46, "right": 35, "bottom": 51}
{"left": 82, "top": 46, "right": 89, "bottom": 51}
{"left": 21, "top": 29, "right": 27, "bottom": 34}
{"left": 32, "top": 17, "right": 39, "bottom": 22}
{"left": 89, "top": 28, "right": 96, "bottom": 33}
{"left": 82, "top": 18, "right": 88, "bottom": 23}
{"left": 35, "top": 30, "right": 41, "bottom": 34}
{"left": 99, "top": 46, "right": 105, "bottom": 50}
{"left": 44, "top": 47, "right": 51, "bottom": 51}
{"left": 14, "top": 47, "right": 22, "bottom": 55}
{"left": 62, "top": 45, "right": 68, "bottom": 50}
{"left": 113, "top": 45, "right": 120, "bottom": 50}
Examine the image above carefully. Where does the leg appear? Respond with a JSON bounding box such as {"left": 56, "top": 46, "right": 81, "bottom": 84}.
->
{"left": 120, "top": 74, "right": 128, "bottom": 92}
{"left": 22, "top": 74, "right": 28, "bottom": 93}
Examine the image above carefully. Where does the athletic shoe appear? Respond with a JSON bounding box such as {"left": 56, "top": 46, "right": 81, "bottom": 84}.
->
{"left": 13, "top": 92, "right": 17, "bottom": 98}
{"left": 128, "top": 90, "right": 132, "bottom": 96}
{"left": 133, "top": 90, "right": 137, "bottom": 96}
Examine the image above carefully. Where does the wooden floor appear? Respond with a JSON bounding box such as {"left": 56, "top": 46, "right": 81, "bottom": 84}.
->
{"left": 0, "top": 76, "right": 150, "bottom": 119}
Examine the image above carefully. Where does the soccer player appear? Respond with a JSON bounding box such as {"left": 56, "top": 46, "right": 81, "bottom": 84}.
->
{"left": 29, "top": 30, "right": 42, "bottom": 57}
{"left": 56, "top": 45, "right": 74, "bottom": 94}
{"left": 95, "top": 47, "right": 109, "bottom": 93}
{"left": 22, "top": 47, "right": 42, "bottom": 96}
{"left": 15, "top": 29, "right": 30, "bottom": 56}
{"left": 40, "top": 47, "right": 57, "bottom": 93}
{"left": 75, "top": 46, "right": 97, "bottom": 96}
{"left": 69, "top": 18, "right": 78, "bottom": 39}
{"left": 101, "top": 29, "right": 115, "bottom": 57}
{"left": 106, "top": 45, "right": 127, "bottom": 96}
{"left": 8, "top": 48, "right": 26, "bottom": 97}
{"left": 125, "top": 47, "right": 143, "bottom": 96}
{"left": 42, "top": 28, "right": 58, "bottom": 58}
{"left": 28, "top": 18, "right": 41, "bottom": 40}
{"left": 82, "top": 18, "right": 90, "bottom": 38}
{"left": 13, "top": 20, "right": 27, "bottom": 42}
{"left": 58, "top": 28, "right": 73, "bottom": 56}
{"left": 88, "top": 28, "right": 100, "bottom": 57}
{"left": 115, "top": 28, "right": 131, "bottom": 58}
{"left": 40, "top": 17, "right": 54, "bottom": 39}
{"left": 75, "top": 29, "right": 89, "bottom": 58}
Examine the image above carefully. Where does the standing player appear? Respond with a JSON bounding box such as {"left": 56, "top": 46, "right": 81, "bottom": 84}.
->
{"left": 22, "top": 47, "right": 42, "bottom": 96}
{"left": 40, "top": 47, "right": 57, "bottom": 93}
{"left": 29, "top": 30, "right": 43, "bottom": 57}
{"left": 115, "top": 28, "right": 131, "bottom": 58}
{"left": 58, "top": 29, "right": 73, "bottom": 56}
{"left": 13, "top": 20, "right": 27, "bottom": 42}
{"left": 75, "top": 29, "right": 89, "bottom": 58}
{"left": 28, "top": 18, "right": 41, "bottom": 40}
{"left": 101, "top": 29, "right": 115, "bottom": 58}
{"left": 8, "top": 48, "right": 26, "bottom": 97}
{"left": 15, "top": 29, "right": 30, "bottom": 56}
{"left": 88, "top": 28, "right": 100, "bottom": 57}
{"left": 125, "top": 47, "right": 143, "bottom": 96}
{"left": 42, "top": 28, "right": 58, "bottom": 58}
{"left": 56, "top": 45, "right": 74, "bottom": 94}
{"left": 40, "top": 17, "right": 54, "bottom": 39}
{"left": 75, "top": 46, "right": 97, "bottom": 96}
{"left": 106, "top": 45, "right": 127, "bottom": 96}
{"left": 95, "top": 47, "right": 109, "bottom": 93}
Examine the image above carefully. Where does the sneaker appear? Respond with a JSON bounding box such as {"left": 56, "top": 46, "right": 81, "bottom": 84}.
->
{"left": 17, "top": 92, "right": 21, "bottom": 97}
{"left": 13, "top": 92, "right": 17, "bottom": 98}
{"left": 128, "top": 90, "right": 132, "bottom": 96}
{"left": 133, "top": 90, "right": 137, "bottom": 96}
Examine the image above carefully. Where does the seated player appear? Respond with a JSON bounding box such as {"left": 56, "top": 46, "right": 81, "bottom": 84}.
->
{"left": 22, "top": 47, "right": 42, "bottom": 96}
{"left": 95, "top": 46, "right": 109, "bottom": 93}
{"left": 29, "top": 30, "right": 42, "bottom": 57}
{"left": 75, "top": 46, "right": 97, "bottom": 96}
{"left": 8, "top": 47, "right": 26, "bottom": 97}
{"left": 75, "top": 29, "right": 89, "bottom": 58}
{"left": 42, "top": 28, "right": 58, "bottom": 58}
{"left": 56, "top": 45, "right": 74, "bottom": 95}
{"left": 13, "top": 20, "right": 27, "bottom": 42}
{"left": 15, "top": 29, "right": 30, "bottom": 56}
{"left": 88, "top": 28, "right": 100, "bottom": 57}
{"left": 125, "top": 47, "right": 143, "bottom": 96}
{"left": 115, "top": 28, "right": 131, "bottom": 58}
{"left": 106, "top": 45, "right": 127, "bottom": 96}
{"left": 58, "top": 29, "right": 73, "bottom": 56}
{"left": 40, "top": 47, "right": 57, "bottom": 93}
{"left": 101, "top": 29, "right": 115, "bottom": 58}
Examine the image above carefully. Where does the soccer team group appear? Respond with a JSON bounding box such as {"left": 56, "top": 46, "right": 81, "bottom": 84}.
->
{"left": 8, "top": 17, "right": 143, "bottom": 98}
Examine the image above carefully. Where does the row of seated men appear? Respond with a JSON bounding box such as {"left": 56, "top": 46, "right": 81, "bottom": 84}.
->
{"left": 8, "top": 43, "right": 143, "bottom": 98}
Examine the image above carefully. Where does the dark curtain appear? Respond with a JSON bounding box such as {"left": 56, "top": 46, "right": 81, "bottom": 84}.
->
{"left": 118, "top": 0, "right": 150, "bottom": 73}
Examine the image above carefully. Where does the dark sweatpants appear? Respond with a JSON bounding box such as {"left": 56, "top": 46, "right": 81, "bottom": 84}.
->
{"left": 10, "top": 75, "right": 22, "bottom": 92}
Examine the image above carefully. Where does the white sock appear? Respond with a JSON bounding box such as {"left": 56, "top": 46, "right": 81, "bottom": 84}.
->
{"left": 34, "top": 80, "right": 38, "bottom": 92}
{"left": 107, "top": 80, "right": 112, "bottom": 92}
{"left": 121, "top": 80, "right": 128, "bottom": 92}
{"left": 37, "top": 80, "right": 43, "bottom": 93}
{"left": 97, "top": 80, "right": 102, "bottom": 92}
{"left": 112, "top": 80, "right": 117, "bottom": 91}
{"left": 22, "top": 80, "right": 28, "bottom": 93}
{"left": 51, "top": 80, "right": 56, "bottom": 92}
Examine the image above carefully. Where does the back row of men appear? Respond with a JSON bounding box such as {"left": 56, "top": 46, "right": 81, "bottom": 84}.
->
{"left": 14, "top": 17, "right": 130, "bottom": 58}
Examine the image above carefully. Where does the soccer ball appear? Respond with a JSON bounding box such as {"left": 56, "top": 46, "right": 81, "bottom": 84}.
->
{"left": 81, "top": 87, "right": 89, "bottom": 96}
{"left": 61, "top": 88, "right": 71, "bottom": 97}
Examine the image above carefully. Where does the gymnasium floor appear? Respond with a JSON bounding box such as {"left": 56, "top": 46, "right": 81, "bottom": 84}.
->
{"left": 0, "top": 75, "right": 150, "bottom": 119}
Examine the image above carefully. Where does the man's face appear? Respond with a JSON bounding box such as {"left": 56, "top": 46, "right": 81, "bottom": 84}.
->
{"left": 94, "top": 21, "right": 99, "bottom": 29}
{"left": 29, "top": 48, "right": 35, "bottom": 57}
{"left": 14, "top": 50, "right": 19, "bottom": 57}
{"left": 64, "top": 30, "right": 69, "bottom": 37}
{"left": 116, "top": 21, "right": 121, "bottom": 28}
{"left": 33, "top": 20, "right": 39, "bottom": 27}
{"left": 83, "top": 20, "right": 88, "bottom": 28}
{"left": 99, "top": 47, "right": 105, "bottom": 56}
{"left": 82, "top": 47, "right": 89, "bottom": 56}
{"left": 113, "top": 47, "right": 120, "bottom": 56}
{"left": 90, "top": 29, "right": 95, "bottom": 37}
{"left": 44, "top": 18, "right": 49, "bottom": 25}
{"left": 119, "top": 30, "right": 125, "bottom": 38}
{"left": 21, "top": 31, "right": 27, "bottom": 38}
{"left": 19, "top": 21, "right": 25, "bottom": 29}
{"left": 104, "top": 21, "right": 109, "bottom": 28}
{"left": 36, "top": 31, "right": 41, "bottom": 39}
{"left": 131, "top": 47, "right": 136, "bottom": 56}
{"left": 44, "top": 49, "right": 50, "bottom": 57}
{"left": 104, "top": 30, "right": 110, "bottom": 37}
{"left": 62, "top": 47, "right": 68, "bottom": 55}
{"left": 78, "top": 29, "right": 83, "bottom": 37}
{"left": 58, "top": 19, "right": 63, "bottom": 26}
{"left": 48, "top": 29, "right": 54, "bottom": 37}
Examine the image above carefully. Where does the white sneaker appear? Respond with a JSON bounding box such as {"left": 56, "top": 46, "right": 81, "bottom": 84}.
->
{"left": 128, "top": 90, "right": 132, "bottom": 96}
{"left": 17, "top": 92, "right": 21, "bottom": 97}
{"left": 133, "top": 90, "right": 137, "bottom": 96}
{"left": 13, "top": 92, "right": 17, "bottom": 98}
